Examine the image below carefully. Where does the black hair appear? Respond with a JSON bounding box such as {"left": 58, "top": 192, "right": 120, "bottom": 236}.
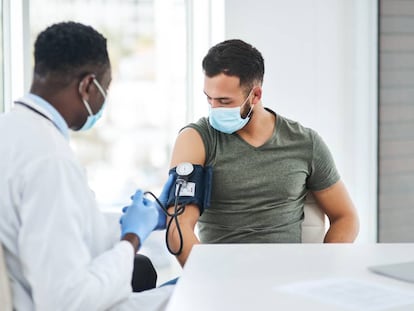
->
{"left": 34, "top": 21, "right": 110, "bottom": 83}
{"left": 202, "top": 39, "right": 264, "bottom": 90}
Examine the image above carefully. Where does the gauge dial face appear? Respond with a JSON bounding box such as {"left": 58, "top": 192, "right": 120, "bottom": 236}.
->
{"left": 176, "top": 162, "right": 194, "bottom": 176}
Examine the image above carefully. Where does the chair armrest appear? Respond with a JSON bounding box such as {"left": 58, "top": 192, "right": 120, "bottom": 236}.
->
{"left": 301, "top": 193, "right": 327, "bottom": 243}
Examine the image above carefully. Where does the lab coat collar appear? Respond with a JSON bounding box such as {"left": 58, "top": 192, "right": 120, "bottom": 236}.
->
{"left": 15, "top": 94, "right": 70, "bottom": 140}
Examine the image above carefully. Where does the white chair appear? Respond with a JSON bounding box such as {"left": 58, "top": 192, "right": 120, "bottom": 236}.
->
{"left": 0, "top": 243, "right": 12, "bottom": 311}
{"left": 301, "top": 193, "right": 327, "bottom": 243}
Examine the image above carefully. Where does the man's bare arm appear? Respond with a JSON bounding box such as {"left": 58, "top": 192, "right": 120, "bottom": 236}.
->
{"left": 313, "top": 180, "right": 360, "bottom": 242}
{"left": 167, "top": 128, "right": 206, "bottom": 266}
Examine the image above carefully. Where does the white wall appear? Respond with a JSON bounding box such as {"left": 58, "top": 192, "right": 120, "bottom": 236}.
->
{"left": 224, "top": 0, "right": 378, "bottom": 242}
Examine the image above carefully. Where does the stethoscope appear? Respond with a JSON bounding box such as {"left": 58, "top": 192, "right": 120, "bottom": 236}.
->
{"left": 14, "top": 100, "right": 59, "bottom": 131}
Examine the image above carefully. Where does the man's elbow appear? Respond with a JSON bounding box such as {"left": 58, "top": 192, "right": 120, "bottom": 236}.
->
{"left": 325, "top": 212, "right": 360, "bottom": 243}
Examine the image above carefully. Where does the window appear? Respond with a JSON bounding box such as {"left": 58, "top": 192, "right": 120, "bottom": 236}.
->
{"left": 29, "top": 0, "right": 187, "bottom": 208}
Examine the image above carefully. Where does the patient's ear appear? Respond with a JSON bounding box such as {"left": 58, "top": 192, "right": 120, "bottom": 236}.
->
{"left": 252, "top": 86, "right": 262, "bottom": 103}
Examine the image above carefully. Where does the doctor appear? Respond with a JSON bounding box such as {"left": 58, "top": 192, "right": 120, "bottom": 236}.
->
{"left": 0, "top": 22, "right": 174, "bottom": 310}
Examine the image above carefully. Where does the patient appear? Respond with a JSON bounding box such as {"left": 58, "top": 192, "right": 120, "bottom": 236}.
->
{"left": 165, "top": 39, "right": 360, "bottom": 266}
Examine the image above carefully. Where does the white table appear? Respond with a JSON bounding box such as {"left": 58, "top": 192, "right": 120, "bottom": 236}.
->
{"left": 166, "top": 243, "right": 414, "bottom": 311}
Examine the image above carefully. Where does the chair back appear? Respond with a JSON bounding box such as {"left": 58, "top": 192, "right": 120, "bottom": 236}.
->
{"left": 0, "top": 243, "right": 12, "bottom": 311}
{"left": 301, "top": 193, "right": 326, "bottom": 243}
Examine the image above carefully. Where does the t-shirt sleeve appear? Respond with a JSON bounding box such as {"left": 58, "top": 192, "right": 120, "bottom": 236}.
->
{"left": 306, "top": 130, "right": 340, "bottom": 191}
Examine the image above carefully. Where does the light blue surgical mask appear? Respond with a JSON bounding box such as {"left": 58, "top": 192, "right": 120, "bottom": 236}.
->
{"left": 79, "top": 78, "right": 107, "bottom": 131}
{"left": 209, "top": 90, "right": 254, "bottom": 134}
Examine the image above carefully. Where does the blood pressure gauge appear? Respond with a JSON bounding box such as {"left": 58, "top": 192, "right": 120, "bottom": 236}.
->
{"left": 176, "top": 162, "right": 194, "bottom": 177}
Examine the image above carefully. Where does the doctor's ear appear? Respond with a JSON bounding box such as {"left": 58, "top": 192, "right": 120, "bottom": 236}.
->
{"left": 78, "top": 74, "right": 95, "bottom": 95}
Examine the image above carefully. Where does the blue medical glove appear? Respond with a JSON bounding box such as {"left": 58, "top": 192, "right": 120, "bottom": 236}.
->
{"left": 155, "top": 174, "right": 176, "bottom": 230}
{"left": 120, "top": 190, "right": 158, "bottom": 245}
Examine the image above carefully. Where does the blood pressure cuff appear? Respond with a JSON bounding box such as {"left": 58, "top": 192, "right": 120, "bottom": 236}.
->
{"left": 167, "top": 165, "right": 213, "bottom": 215}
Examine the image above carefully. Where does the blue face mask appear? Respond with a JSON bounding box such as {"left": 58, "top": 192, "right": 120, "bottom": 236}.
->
{"left": 208, "top": 90, "right": 253, "bottom": 134}
{"left": 79, "top": 78, "right": 107, "bottom": 131}
{"left": 79, "top": 100, "right": 106, "bottom": 131}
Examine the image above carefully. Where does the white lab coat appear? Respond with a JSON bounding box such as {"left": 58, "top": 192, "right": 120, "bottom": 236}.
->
{"left": 0, "top": 96, "right": 173, "bottom": 311}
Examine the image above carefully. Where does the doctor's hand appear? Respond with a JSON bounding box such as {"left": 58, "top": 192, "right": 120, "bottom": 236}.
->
{"left": 120, "top": 190, "right": 158, "bottom": 246}
{"left": 154, "top": 174, "right": 175, "bottom": 230}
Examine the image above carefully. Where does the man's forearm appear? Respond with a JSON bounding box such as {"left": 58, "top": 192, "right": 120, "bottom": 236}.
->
{"left": 323, "top": 216, "right": 359, "bottom": 243}
{"left": 167, "top": 223, "right": 200, "bottom": 266}
{"left": 166, "top": 204, "right": 201, "bottom": 266}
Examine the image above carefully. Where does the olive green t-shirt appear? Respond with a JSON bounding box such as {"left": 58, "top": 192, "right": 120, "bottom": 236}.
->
{"left": 185, "top": 109, "right": 340, "bottom": 243}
